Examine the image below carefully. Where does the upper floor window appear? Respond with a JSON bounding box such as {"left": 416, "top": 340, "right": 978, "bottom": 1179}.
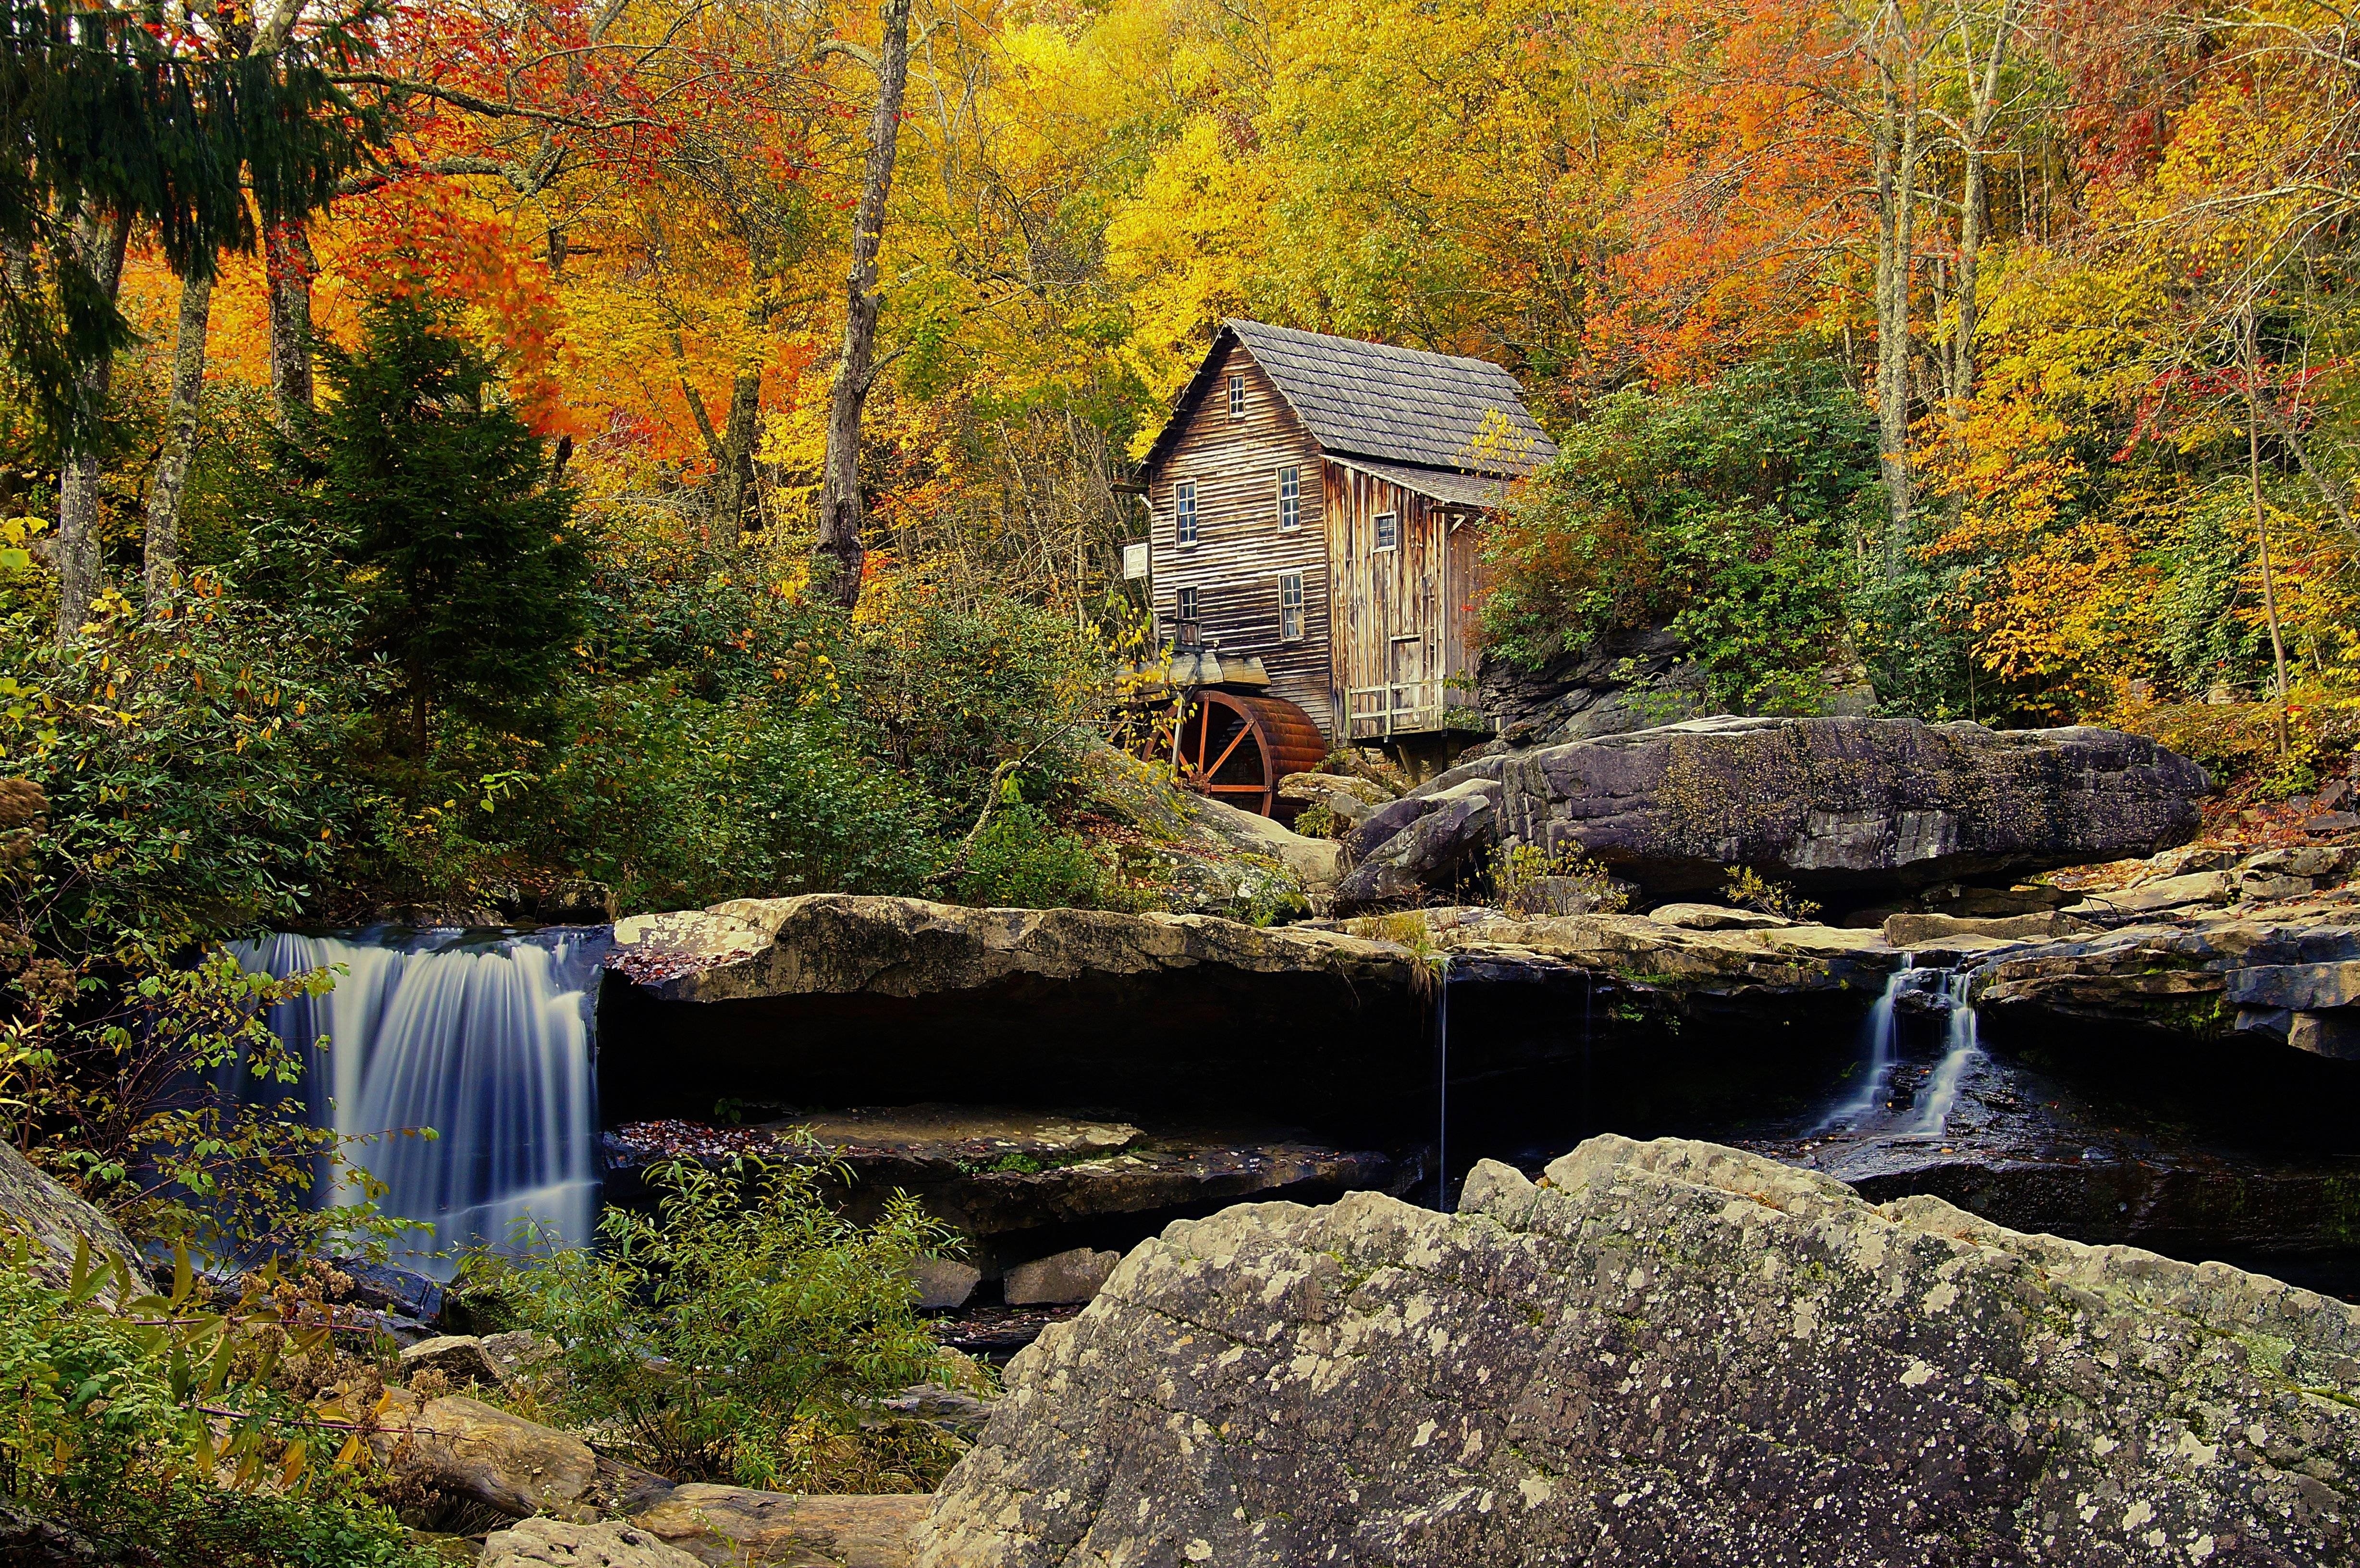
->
{"left": 1176, "top": 585, "right": 1201, "bottom": 642}
{"left": 1279, "top": 572, "right": 1304, "bottom": 642}
{"left": 1175, "top": 479, "right": 1198, "bottom": 547}
{"left": 1374, "top": 509, "right": 1399, "bottom": 551}
{"left": 1278, "top": 466, "right": 1300, "bottom": 530}
{"left": 1228, "top": 374, "right": 1246, "bottom": 418}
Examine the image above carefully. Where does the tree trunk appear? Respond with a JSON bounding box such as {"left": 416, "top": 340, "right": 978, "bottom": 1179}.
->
{"left": 813, "top": 0, "right": 915, "bottom": 612}
{"left": 265, "top": 220, "right": 316, "bottom": 427}
{"left": 1873, "top": 82, "right": 1918, "bottom": 577}
{"left": 144, "top": 271, "right": 213, "bottom": 606}
{"left": 713, "top": 367, "right": 762, "bottom": 547}
{"left": 1952, "top": 145, "right": 1984, "bottom": 407}
{"left": 54, "top": 213, "right": 131, "bottom": 647}
{"left": 2246, "top": 313, "right": 2292, "bottom": 754}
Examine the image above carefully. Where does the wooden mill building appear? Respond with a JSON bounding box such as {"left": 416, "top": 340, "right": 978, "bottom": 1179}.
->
{"left": 1141, "top": 319, "right": 1556, "bottom": 770}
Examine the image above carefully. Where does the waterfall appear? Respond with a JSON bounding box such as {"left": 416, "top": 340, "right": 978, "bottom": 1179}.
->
{"left": 1815, "top": 957, "right": 1911, "bottom": 1133}
{"left": 233, "top": 927, "right": 608, "bottom": 1278}
{"left": 1909, "top": 969, "right": 1982, "bottom": 1137}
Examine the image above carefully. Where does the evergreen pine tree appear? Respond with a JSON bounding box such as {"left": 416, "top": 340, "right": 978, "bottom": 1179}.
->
{"left": 314, "top": 294, "right": 585, "bottom": 758}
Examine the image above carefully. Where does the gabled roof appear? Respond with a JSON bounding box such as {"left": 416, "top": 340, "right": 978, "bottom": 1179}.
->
{"left": 1143, "top": 318, "right": 1557, "bottom": 480}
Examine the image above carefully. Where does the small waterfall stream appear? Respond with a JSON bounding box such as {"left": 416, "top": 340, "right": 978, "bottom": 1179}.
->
{"left": 1909, "top": 970, "right": 1982, "bottom": 1137}
{"left": 1810, "top": 958, "right": 1983, "bottom": 1142}
{"left": 234, "top": 928, "right": 608, "bottom": 1277}
{"left": 1815, "top": 956, "right": 1912, "bottom": 1132}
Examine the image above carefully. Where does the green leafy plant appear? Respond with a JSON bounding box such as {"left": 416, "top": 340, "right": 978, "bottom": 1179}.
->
{"left": 1290, "top": 801, "right": 1339, "bottom": 840}
{"left": 463, "top": 1152, "right": 963, "bottom": 1492}
{"left": 1720, "top": 865, "right": 1822, "bottom": 921}
{"left": 0, "top": 1236, "right": 433, "bottom": 1566}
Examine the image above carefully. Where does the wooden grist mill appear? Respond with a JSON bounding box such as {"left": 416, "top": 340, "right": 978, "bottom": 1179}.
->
{"left": 1169, "top": 686, "right": 1327, "bottom": 818}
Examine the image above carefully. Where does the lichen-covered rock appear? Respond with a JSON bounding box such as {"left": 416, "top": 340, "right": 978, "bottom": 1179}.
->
{"left": 632, "top": 1487, "right": 929, "bottom": 1568}
{"left": 917, "top": 1135, "right": 2359, "bottom": 1567}
{"left": 0, "top": 1140, "right": 144, "bottom": 1294}
{"left": 398, "top": 1334, "right": 503, "bottom": 1388}
{"left": 481, "top": 1517, "right": 702, "bottom": 1568}
{"left": 1360, "top": 715, "right": 2207, "bottom": 905}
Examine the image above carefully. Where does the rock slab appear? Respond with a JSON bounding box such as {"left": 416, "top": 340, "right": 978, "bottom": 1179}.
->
{"left": 634, "top": 1487, "right": 930, "bottom": 1568}
{"left": 482, "top": 1518, "right": 703, "bottom": 1568}
{"left": 917, "top": 1134, "right": 2359, "bottom": 1567}
{"left": 1001, "top": 1247, "right": 1119, "bottom": 1306}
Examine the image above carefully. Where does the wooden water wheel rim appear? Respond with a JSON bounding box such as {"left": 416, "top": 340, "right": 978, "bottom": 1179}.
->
{"left": 1171, "top": 689, "right": 1327, "bottom": 817}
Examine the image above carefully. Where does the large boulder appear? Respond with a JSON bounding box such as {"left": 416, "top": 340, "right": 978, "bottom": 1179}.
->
{"left": 1355, "top": 715, "right": 2207, "bottom": 906}
{"left": 1335, "top": 778, "right": 1500, "bottom": 909}
{"left": 632, "top": 1488, "right": 929, "bottom": 1568}
{"left": 917, "top": 1135, "right": 2360, "bottom": 1566}
{"left": 481, "top": 1518, "right": 703, "bottom": 1568}
{"left": 0, "top": 1141, "right": 144, "bottom": 1294}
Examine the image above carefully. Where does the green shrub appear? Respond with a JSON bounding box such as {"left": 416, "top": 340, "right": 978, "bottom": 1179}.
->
{"left": 0, "top": 1239, "right": 433, "bottom": 1566}
{"left": 1479, "top": 356, "right": 1881, "bottom": 715}
{"left": 950, "top": 802, "right": 1131, "bottom": 911}
{"left": 1491, "top": 840, "right": 1629, "bottom": 918}
{"left": 464, "top": 1153, "right": 963, "bottom": 1492}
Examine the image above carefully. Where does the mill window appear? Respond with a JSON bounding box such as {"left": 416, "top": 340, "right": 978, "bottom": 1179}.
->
{"left": 1175, "top": 479, "right": 1198, "bottom": 547}
{"left": 1374, "top": 509, "right": 1399, "bottom": 551}
{"left": 1176, "top": 585, "right": 1201, "bottom": 643}
{"left": 1278, "top": 466, "right": 1300, "bottom": 530}
{"left": 1279, "top": 573, "right": 1304, "bottom": 642}
{"left": 1228, "top": 374, "right": 1246, "bottom": 418}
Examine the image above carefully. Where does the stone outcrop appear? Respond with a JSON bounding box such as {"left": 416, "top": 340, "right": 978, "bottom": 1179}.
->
{"left": 1473, "top": 626, "right": 1688, "bottom": 748}
{"left": 1973, "top": 919, "right": 2360, "bottom": 1060}
{"left": 1335, "top": 777, "right": 1500, "bottom": 908}
{"left": 918, "top": 1135, "right": 2360, "bottom": 1567}
{"left": 632, "top": 1489, "right": 929, "bottom": 1568}
{"left": 1079, "top": 744, "right": 1340, "bottom": 916}
{"left": 398, "top": 1334, "right": 504, "bottom": 1388}
{"left": 612, "top": 895, "right": 1408, "bottom": 1005}
{"left": 601, "top": 897, "right": 1430, "bottom": 1128}
{"left": 1276, "top": 771, "right": 1393, "bottom": 830}
{"left": 1001, "top": 1247, "right": 1118, "bottom": 1305}
{"left": 482, "top": 1518, "right": 703, "bottom": 1568}
{"left": 1345, "top": 715, "right": 2208, "bottom": 909}
{"left": 0, "top": 1141, "right": 144, "bottom": 1294}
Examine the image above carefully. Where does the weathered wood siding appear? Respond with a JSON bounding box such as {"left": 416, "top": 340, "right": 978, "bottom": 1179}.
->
{"left": 1324, "top": 465, "right": 1484, "bottom": 739}
{"left": 1147, "top": 343, "right": 1334, "bottom": 734}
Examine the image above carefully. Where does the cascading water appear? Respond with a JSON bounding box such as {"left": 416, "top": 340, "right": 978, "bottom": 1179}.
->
{"left": 1807, "top": 958, "right": 1982, "bottom": 1141}
{"left": 1908, "top": 969, "right": 1982, "bottom": 1137}
{"left": 1814, "top": 956, "right": 1912, "bottom": 1133}
{"left": 233, "top": 928, "right": 608, "bottom": 1278}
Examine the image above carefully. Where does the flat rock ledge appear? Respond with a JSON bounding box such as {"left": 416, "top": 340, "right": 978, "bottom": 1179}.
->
{"left": 917, "top": 1135, "right": 2359, "bottom": 1567}
{"left": 611, "top": 894, "right": 1413, "bottom": 1001}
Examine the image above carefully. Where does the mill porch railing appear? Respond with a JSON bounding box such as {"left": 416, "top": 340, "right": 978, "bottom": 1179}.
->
{"left": 1343, "top": 679, "right": 1492, "bottom": 741}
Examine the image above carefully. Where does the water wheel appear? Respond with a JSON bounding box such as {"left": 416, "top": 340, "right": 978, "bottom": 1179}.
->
{"left": 1171, "top": 690, "right": 1327, "bottom": 817}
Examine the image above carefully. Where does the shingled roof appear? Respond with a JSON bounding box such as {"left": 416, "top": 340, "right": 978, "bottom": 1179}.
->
{"left": 1145, "top": 319, "right": 1557, "bottom": 479}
